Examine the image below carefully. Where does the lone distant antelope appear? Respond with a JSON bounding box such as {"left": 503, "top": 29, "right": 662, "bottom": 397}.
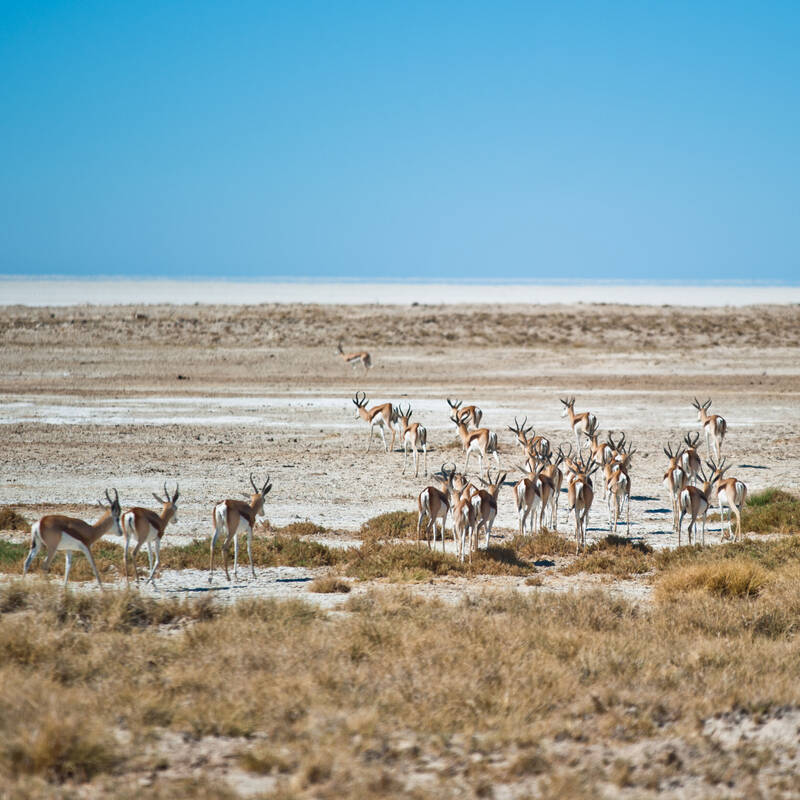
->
{"left": 353, "top": 391, "right": 396, "bottom": 453}
{"left": 210, "top": 474, "right": 272, "bottom": 583}
{"left": 23, "top": 489, "right": 122, "bottom": 589}
{"left": 691, "top": 398, "right": 727, "bottom": 459}
{"left": 337, "top": 342, "right": 371, "bottom": 371}
{"left": 121, "top": 482, "right": 179, "bottom": 587}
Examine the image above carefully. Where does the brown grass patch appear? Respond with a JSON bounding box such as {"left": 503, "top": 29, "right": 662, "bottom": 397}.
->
{"left": 0, "top": 506, "right": 30, "bottom": 533}
{"left": 656, "top": 559, "right": 769, "bottom": 600}
{"left": 308, "top": 575, "right": 351, "bottom": 594}
{"left": 359, "top": 510, "right": 418, "bottom": 541}
{"left": 511, "top": 529, "right": 576, "bottom": 559}
{"left": 264, "top": 519, "right": 328, "bottom": 537}
{"left": 562, "top": 535, "right": 654, "bottom": 578}
{"left": 741, "top": 488, "right": 800, "bottom": 534}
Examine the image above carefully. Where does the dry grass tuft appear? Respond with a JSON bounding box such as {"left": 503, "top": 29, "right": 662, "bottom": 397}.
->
{"left": 742, "top": 488, "right": 800, "bottom": 534}
{"left": 308, "top": 575, "right": 351, "bottom": 594}
{"left": 359, "top": 510, "right": 418, "bottom": 541}
{"left": 0, "top": 506, "right": 30, "bottom": 533}
{"left": 563, "top": 535, "right": 654, "bottom": 578}
{"left": 510, "top": 530, "right": 576, "bottom": 559}
{"left": 264, "top": 519, "right": 328, "bottom": 537}
{"left": 656, "top": 558, "right": 768, "bottom": 600}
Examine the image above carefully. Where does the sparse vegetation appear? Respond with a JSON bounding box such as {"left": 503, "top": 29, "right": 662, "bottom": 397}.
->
{"left": 0, "top": 506, "right": 30, "bottom": 533}
{"left": 264, "top": 519, "right": 328, "bottom": 537}
{"left": 358, "top": 510, "right": 418, "bottom": 541}
{"left": 656, "top": 559, "right": 768, "bottom": 599}
{"left": 3, "top": 582, "right": 800, "bottom": 796}
{"left": 562, "top": 535, "right": 654, "bottom": 578}
{"left": 741, "top": 488, "right": 800, "bottom": 534}
{"left": 308, "top": 575, "right": 351, "bottom": 593}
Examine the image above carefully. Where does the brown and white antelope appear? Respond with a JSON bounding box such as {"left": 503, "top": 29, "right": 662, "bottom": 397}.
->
{"left": 396, "top": 404, "right": 428, "bottom": 477}
{"left": 337, "top": 341, "right": 371, "bottom": 371}
{"left": 209, "top": 474, "right": 272, "bottom": 583}
{"left": 353, "top": 391, "right": 396, "bottom": 453}
{"left": 121, "top": 482, "right": 179, "bottom": 587}
{"left": 681, "top": 432, "right": 702, "bottom": 486}
{"left": 452, "top": 490, "right": 478, "bottom": 563}
{"left": 663, "top": 442, "right": 687, "bottom": 533}
{"left": 560, "top": 397, "right": 598, "bottom": 450}
{"left": 707, "top": 458, "right": 748, "bottom": 541}
{"left": 514, "top": 464, "right": 554, "bottom": 536}
{"left": 417, "top": 475, "right": 450, "bottom": 551}
{"left": 471, "top": 470, "right": 507, "bottom": 550}
{"left": 508, "top": 417, "right": 551, "bottom": 459}
{"left": 691, "top": 397, "right": 727, "bottom": 459}
{"left": 567, "top": 457, "right": 598, "bottom": 553}
{"left": 605, "top": 447, "right": 635, "bottom": 535}
{"left": 450, "top": 410, "right": 499, "bottom": 477}
{"left": 23, "top": 488, "right": 122, "bottom": 589}
{"left": 446, "top": 398, "right": 482, "bottom": 429}
{"left": 677, "top": 467, "right": 711, "bottom": 546}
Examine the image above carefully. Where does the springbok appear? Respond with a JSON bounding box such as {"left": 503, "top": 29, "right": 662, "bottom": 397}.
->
{"left": 396, "top": 404, "right": 428, "bottom": 477}
{"left": 471, "top": 470, "right": 507, "bottom": 550}
{"left": 605, "top": 447, "right": 635, "bottom": 535}
{"left": 567, "top": 457, "right": 598, "bottom": 553}
{"left": 691, "top": 398, "right": 727, "bottom": 459}
{"left": 450, "top": 410, "right": 499, "bottom": 477}
{"left": 560, "top": 397, "right": 598, "bottom": 450}
{"left": 681, "top": 432, "right": 702, "bottom": 486}
{"left": 209, "top": 474, "right": 272, "bottom": 583}
{"left": 417, "top": 465, "right": 452, "bottom": 551}
{"left": 446, "top": 398, "right": 482, "bottom": 429}
{"left": 663, "top": 442, "right": 687, "bottom": 533}
{"left": 452, "top": 491, "right": 478, "bottom": 563}
{"left": 514, "top": 464, "right": 554, "bottom": 535}
{"left": 337, "top": 342, "right": 371, "bottom": 371}
{"left": 121, "top": 482, "right": 179, "bottom": 587}
{"left": 23, "top": 489, "right": 122, "bottom": 589}
{"left": 353, "top": 391, "right": 396, "bottom": 453}
{"left": 707, "top": 458, "right": 748, "bottom": 541}
{"left": 508, "top": 417, "right": 551, "bottom": 459}
{"left": 677, "top": 467, "right": 711, "bottom": 546}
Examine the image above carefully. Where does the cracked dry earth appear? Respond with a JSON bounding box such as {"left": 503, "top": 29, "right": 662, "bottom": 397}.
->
{"left": 1, "top": 301, "right": 800, "bottom": 798}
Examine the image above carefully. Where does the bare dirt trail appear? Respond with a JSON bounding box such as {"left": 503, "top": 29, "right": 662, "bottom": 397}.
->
{"left": 1, "top": 302, "right": 799, "bottom": 601}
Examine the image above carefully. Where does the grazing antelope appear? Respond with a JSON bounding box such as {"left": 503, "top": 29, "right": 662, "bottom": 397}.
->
{"left": 353, "top": 391, "right": 396, "bottom": 453}
{"left": 209, "top": 474, "right": 272, "bottom": 583}
{"left": 677, "top": 467, "right": 711, "bottom": 546}
{"left": 337, "top": 341, "right": 371, "bottom": 371}
{"left": 23, "top": 489, "right": 122, "bottom": 589}
{"left": 446, "top": 398, "right": 482, "bottom": 429}
{"left": 681, "top": 432, "right": 702, "bottom": 486}
{"left": 691, "top": 398, "right": 727, "bottom": 459}
{"left": 396, "top": 404, "right": 428, "bottom": 477}
{"left": 450, "top": 410, "right": 500, "bottom": 477}
{"left": 663, "top": 442, "right": 687, "bottom": 533}
{"left": 471, "top": 470, "right": 507, "bottom": 550}
{"left": 567, "top": 458, "right": 598, "bottom": 553}
{"left": 560, "top": 397, "right": 598, "bottom": 450}
{"left": 121, "top": 482, "right": 180, "bottom": 587}
{"left": 417, "top": 465, "right": 452, "bottom": 551}
{"left": 707, "top": 458, "right": 748, "bottom": 541}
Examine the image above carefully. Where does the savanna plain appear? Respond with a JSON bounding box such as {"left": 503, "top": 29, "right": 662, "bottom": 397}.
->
{"left": 2, "top": 301, "right": 800, "bottom": 799}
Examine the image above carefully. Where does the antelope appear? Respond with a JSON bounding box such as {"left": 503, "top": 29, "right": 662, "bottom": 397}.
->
{"left": 353, "top": 391, "right": 396, "bottom": 453}
{"left": 209, "top": 474, "right": 272, "bottom": 583}
{"left": 514, "top": 464, "right": 554, "bottom": 535}
{"left": 337, "top": 341, "right": 371, "bottom": 371}
{"left": 585, "top": 420, "right": 613, "bottom": 472}
{"left": 450, "top": 410, "right": 499, "bottom": 476}
{"left": 560, "top": 397, "right": 598, "bottom": 450}
{"left": 677, "top": 467, "right": 711, "bottom": 546}
{"left": 417, "top": 464, "right": 452, "bottom": 551}
{"left": 471, "top": 470, "right": 507, "bottom": 550}
{"left": 707, "top": 458, "right": 748, "bottom": 541}
{"left": 453, "top": 492, "right": 478, "bottom": 563}
{"left": 446, "top": 398, "right": 482, "bottom": 429}
{"left": 691, "top": 398, "right": 727, "bottom": 459}
{"left": 23, "top": 489, "right": 122, "bottom": 589}
{"left": 663, "top": 442, "right": 687, "bottom": 533}
{"left": 681, "top": 432, "right": 702, "bottom": 486}
{"left": 538, "top": 448, "right": 564, "bottom": 530}
{"left": 508, "top": 417, "right": 551, "bottom": 460}
{"left": 605, "top": 447, "right": 635, "bottom": 535}
{"left": 121, "top": 482, "right": 180, "bottom": 587}
{"left": 396, "top": 404, "right": 428, "bottom": 477}
{"left": 567, "top": 457, "right": 598, "bottom": 553}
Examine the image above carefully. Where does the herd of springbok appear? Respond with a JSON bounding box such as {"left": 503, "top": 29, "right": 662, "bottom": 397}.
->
{"left": 351, "top": 391, "right": 748, "bottom": 560}
{"left": 20, "top": 385, "right": 748, "bottom": 588}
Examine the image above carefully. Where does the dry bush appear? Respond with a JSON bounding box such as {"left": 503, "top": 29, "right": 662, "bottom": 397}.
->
{"left": 308, "top": 575, "right": 351, "bottom": 594}
{"left": 264, "top": 519, "right": 328, "bottom": 537}
{"left": 655, "top": 558, "right": 768, "bottom": 600}
{"left": 0, "top": 506, "right": 30, "bottom": 533}
{"left": 741, "top": 488, "right": 800, "bottom": 534}
{"left": 359, "top": 510, "right": 418, "bottom": 541}
{"left": 562, "top": 535, "right": 654, "bottom": 578}
{"left": 510, "top": 529, "right": 576, "bottom": 558}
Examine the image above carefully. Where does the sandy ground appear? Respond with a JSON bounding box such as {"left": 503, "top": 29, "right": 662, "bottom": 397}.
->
{"left": 1, "top": 302, "right": 799, "bottom": 602}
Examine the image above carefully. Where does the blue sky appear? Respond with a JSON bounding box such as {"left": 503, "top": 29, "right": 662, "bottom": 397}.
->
{"left": 1, "top": 1, "right": 798, "bottom": 282}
